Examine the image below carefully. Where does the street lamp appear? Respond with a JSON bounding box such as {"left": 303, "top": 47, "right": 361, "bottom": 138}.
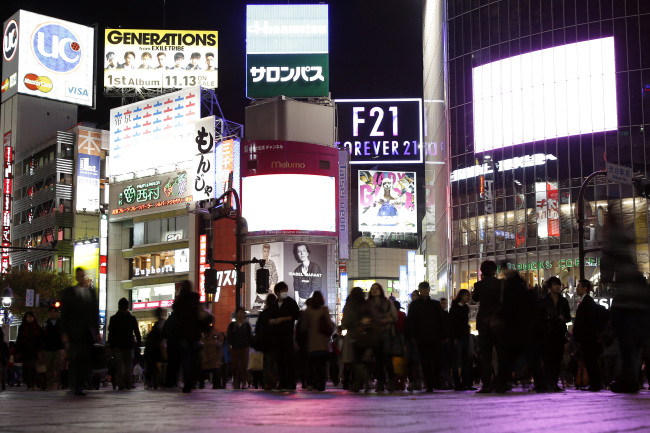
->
{"left": 1, "top": 286, "right": 12, "bottom": 308}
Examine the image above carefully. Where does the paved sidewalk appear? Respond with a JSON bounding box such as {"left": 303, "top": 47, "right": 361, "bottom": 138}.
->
{"left": 1, "top": 385, "right": 649, "bottom": 433}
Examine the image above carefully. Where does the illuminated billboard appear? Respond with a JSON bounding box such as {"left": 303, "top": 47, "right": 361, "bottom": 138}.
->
{"left": 76, "top": 129, "right": 101, "bottom": 213}
{"left": 358, "top": 170, "right": 417, "bottom": 233}
{"left": 335, "top": 98, "right": 424, "bottom": 164}
{"left": 104, "top": 29, "right": 218, "bottom": 91}
{"left": 246, "top": 4, "right": 329, "bottom": 98}
{"left": 473, "top": 37, "right": 617, "bottom": 153}
{"left": 109, "top": 87, "right": 201, "bottom": 177}
{"left": 2, "top": 10, "right": 95, "bottom": 105}
{"left": 249, "top": 242, "right": 328, "bottom": 311}
{"left": 241, "top": 140, "right": 338, "bottom": 236}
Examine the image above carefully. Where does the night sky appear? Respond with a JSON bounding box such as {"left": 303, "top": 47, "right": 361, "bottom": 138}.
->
{"left": 1, "top": 0, "right": 424, "bottom": 129}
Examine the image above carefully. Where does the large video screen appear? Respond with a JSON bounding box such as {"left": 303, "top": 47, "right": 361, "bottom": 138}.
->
{"left": 358, "top": 170, "right": 417, "bottom": 233}
{"left": 472, "top": 37, "right": 617, "bottom": 153}
{"left": 242, "top": 174, "right": 335, "bottom": 234}
{"left": 104, "top": 29, "right": 218, "bottom": 91}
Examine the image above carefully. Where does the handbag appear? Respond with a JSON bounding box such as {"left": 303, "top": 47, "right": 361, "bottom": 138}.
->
{"left": 489, "top": 280, "right": 507, "bottom": 338}
{"left": 248, "top": 351, "right": 264, "bottom": 371}
{"left": 318, "top": 311, "right": 335, "bottom": 336}
{"left": 354, "top": 323, "right": 383, "bottom": 350}
{"left": 382, "top": 326, "right": 405, "bottom": 357}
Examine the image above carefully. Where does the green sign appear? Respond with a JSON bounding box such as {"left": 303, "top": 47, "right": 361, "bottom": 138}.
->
{"left": 499, "top": 257, "right": 601, "bottom": 272}
{"left": 246, "top": 53, "right": 329, "bottom": 98}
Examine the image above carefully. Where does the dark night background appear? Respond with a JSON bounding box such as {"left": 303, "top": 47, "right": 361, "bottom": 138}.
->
{"left": 1, "top": 0, "right": 424, "bottom": 129}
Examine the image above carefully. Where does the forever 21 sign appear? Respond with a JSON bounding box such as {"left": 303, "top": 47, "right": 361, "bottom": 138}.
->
{"left": 335, "top": 98, "right": 423, "bottom": 164}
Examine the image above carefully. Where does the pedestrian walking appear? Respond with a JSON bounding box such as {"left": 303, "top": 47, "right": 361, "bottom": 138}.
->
{"left": 252, "top": 293, "right": 278, "bottom": 390}
{"left": 108, "top": 298, "right": 141, "bottom": 390}
{"left": 200, "top": 327, "right": 222, "bottom": 389}
{"left": 449, "top": 289, "right": 474, "bottom": 391}
{"left": 42, "top": 306, "right": 65, "bottom": 390}
{"left": 227, "top": 307, "right": 252, "bottom": 389}
{"left": 341, "top": 287, "right": 374, "bottom": 393}
{"left": 144, "top": 307, "right": 166, "bottom": 390}
{"left": 172, "top": 280, "right": 202, "bottom": 393}
{"left": 15, "top": 311, "right": 43, "bottom": 390}
{"left": 268, "top": 281, "right": 300, "bottom": 391}
{"left": 539, "top": 276, "right": 571, "bottom": 392}
{"left": 61, "top": 267, "right": 100, "bottom": 396}
{"left": 367, "top": 283, "right": 397, "bottom": 392}
{"left": 301, "top": 291, "right": 333, "bottom": 391}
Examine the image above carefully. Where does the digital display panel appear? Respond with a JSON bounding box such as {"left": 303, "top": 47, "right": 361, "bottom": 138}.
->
{"left": 358, "top": 170, "right": 417, "bottom": 233}
{"left": 245, "top": 4, "right": 329, "bottom": 98}
{"left": 109, "top": 87, "right": 201, "bottom": 177}
{"left": 336, "top": 98, "right": 423, "bottom": 164}
{"left": 2, "top": 10, "right": 95, "bottom": 105}
{"left": 242, "top": 174, "right": 336, "bottom": 234}
{"left": 472, "top": 37, "right": 617, "bottom": 153}
{"left": 104, "top": 29, "right": 218, "bottom": 90}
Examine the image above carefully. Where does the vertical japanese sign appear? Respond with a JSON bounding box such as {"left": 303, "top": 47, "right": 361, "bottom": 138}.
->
{"left": 2, "top": 132, "right": 12, "bottom": 273}
{"left": 199, "top": 234, "right": 207, "bottom": 302}
{"left": 427, "top": 255, "right": 438, "bottom": 292}
{"left": 99, "top": 214, "right": 108, "bottom": 328}
{"left": 193, "top": 116, "right": 216, "bottom": 200}
{"left": 407, "top": 250, "right": 416, "bottom": 295}
{"left": 535, "top": 182, "right": 560, "bottom": 238}
{"left": 76, "top": 129, "right": 101, "bottom": 212}
{"left": 338, "top": 149, "right": 350, "bottom": 260}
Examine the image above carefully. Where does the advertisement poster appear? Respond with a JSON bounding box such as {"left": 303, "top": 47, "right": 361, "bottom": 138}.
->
{"left": 249, "top": 242, "right": 328, "bottom": 311}
{"left": 104, "top": 29, "right": 217, "bottom": 90}
{"left": 76, "top": 129, "right": 101, "bottom": 212}
{"left": 358, "top": 170, "right": 417, "bottom": 233}
{"left": 535, "top": 181, "right": 560, "bottom": 238}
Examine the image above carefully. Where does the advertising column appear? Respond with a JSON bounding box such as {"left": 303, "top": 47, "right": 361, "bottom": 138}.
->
{"left": 1, "top": 132, "right": 12, "bottom": 273}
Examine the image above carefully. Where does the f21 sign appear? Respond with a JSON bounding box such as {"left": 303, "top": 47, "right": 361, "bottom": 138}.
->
{"left": 335, "top": 98, "right": 423, "bottom": 164}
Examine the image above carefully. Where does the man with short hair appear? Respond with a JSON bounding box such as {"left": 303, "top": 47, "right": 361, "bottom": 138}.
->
{"left": 139, "top": 52, "right": 152, "bottom": 69}
{"left": 268, "top": 282, "right": 300, "bottom": 390}
{"left": 539, "top": 276, "right": 571, "bottom": 392}
{"left": 105, "top": 52, "right": 116, "bottom": 69}
{"left": 187, "top": 52, "right": 202, "bottom": 70}
{"left": 108, "top": 298, "right": 142, "bottom": 390}
{"left": 169, "top": 52, "right": 184, "bottom": 69}
{"left": 573, "top": 279, "right": 607, "bottom": 391}
{"left": 205, "top": 52, "right": 216, "bottom": 70}
{"left": 118, "top": 51, "right": 136, "bottom": 69}
{"left": 406, "top": 281, "right": 446, "bottom": 392}
{"left": 155, "top": 52, "right": 167, "bottom": 69}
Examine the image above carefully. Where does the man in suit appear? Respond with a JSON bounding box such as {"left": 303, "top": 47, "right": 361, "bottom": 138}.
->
{"left": 61, "top": 267, "right": 100, "bottom": 396}
{"left": 407, "top": 281, "right": 446, "bottom": 392}
{"left": 471, "top": 260, "right": 502, "bottom": 393}
{"left": 573, "top": 279, "right": 607, "bottom": 391}
{"left": 269, "top": 281, "right": 300, "bottom": 390}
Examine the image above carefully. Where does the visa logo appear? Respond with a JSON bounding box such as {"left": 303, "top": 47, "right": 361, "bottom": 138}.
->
{"left": 66, "top": 85, "right": 89, "bottom": 100}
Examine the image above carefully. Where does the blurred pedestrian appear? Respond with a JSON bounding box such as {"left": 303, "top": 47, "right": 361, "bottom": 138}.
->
{"left": 367, "top": 283, "right": 397, "bottom": 392}
{"left": 0, "top": 327, "right": 8, "bottom": 390}
{"left": 162, "top": 310, "right": 181, "bottom": 388}
{"left": 573, "top": 279, "right": 607, "bottom": 392}
{"left": 15, "top": 311, "right": 43, "bottom": 391}
{"left": 341, "top": 287, "right": 373, "bottom": 393}
{"left": 108, "top": 298, "right": 141, "bottom": 390}
{"left": 172, "top": 280, "right": 201, "bottom": 393}
{"left": 253, "top": 293, "right": 278, "bottom": 390}
{"left": 144, "top": 307, "right": 166, "bottom": 390}
{"left": 539, "top": 276, "right": 571, "bottom": 392}
{"left": 61, "top": 267, "right": 100, "bottom": 396}
{"left": 301, "top": 291, "right": 333, "bottom": 391}
{"left": 42, "top": 306, "right": 65, "bottom": 390}
{"left": 200, "top": 327, "right": 222, "bottom": 389}
{"left": 227, "top": 307, "right": 252, "bottom": 389}
{"left": 407, "top": 281, "right": 446, "bottom": 392}
{"left": 392, "top": 301, "right": 407, "bottom": 390}
{"left": 217, "top": 332, "right": 229, "bottom": 388}
{"left": 268, "top": 281, "right": 300, "bottom": 391}
{"left": 449, "top": 289, "right": 474, "bottom": 391}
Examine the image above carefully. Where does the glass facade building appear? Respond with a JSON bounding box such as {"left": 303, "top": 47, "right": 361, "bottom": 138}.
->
{"left": 444, "top": 1, "right": 650, "bottom": 295}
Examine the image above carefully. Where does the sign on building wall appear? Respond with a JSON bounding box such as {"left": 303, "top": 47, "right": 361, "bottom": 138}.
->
{"left": 535, "top": 181, "right": 559, "bottom": 238}
{"left": 1, "top": 132, "right": 12, "bottom": 273}
{"left": 358, "top": 170, "right": 417, "bottom": 233}
{"left": 76, "top": 129, "right": 101, "bottom": 212}
{"left": 104, "top": 29, "right": 218, "bottom": 91}
{"left": 245, "top": 4, "right": 329, "bottom": 98}
{"left": 338, "top": 150, "right": 350, "bottom": 260}
{"left": 1, "top": 10, "right": 95, "bottom": 106}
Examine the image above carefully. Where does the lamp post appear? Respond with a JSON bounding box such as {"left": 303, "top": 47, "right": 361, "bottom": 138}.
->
{"left": 1, "top": 286, "right": 13, "bottom": 343}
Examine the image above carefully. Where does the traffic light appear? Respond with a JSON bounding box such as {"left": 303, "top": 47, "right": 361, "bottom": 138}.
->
{"left": 633, "top": 179, "right": 650, "bottom": 198}
{"left": 256, "top": 268, "right": 269, "bottom": 294}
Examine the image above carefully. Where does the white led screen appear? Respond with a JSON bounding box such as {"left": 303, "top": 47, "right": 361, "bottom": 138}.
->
{"left": 242, "top": 174, "right": 335, "bottom": 234}
{"left": 472, "top": 37, "right": 617, "bottom": 153}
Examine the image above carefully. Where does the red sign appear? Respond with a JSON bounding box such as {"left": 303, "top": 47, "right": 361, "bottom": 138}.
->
{"left": 100, "top": 255, "right": 107, "bottom": 274}
{"left": 132, "top": 299, "right": 174, "bottom": 310}
{"left": 2, "top": 132, "right": 11, "bottom": 274}
{"left": 199, "top": 234, "right": 207, "bottom": 302}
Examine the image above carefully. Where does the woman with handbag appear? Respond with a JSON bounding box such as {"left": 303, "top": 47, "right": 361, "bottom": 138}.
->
{"left": 15, "top": 311, "right": 43, "bottom": 391}
{"left": 301, "top": 291, "right": 333, "bottom": 391}
{"left": 367, "top": 283, "right": 397, "bottom": 392}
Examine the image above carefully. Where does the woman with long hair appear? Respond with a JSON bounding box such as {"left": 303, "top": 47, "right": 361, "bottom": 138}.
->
{"left": 367, "top": 283, "right": 397, "bottom": 392}
{"left": 16, "top": 311, "right": 43, "bottom": 390}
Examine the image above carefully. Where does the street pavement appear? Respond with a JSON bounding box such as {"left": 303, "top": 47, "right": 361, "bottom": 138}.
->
{"left": 1, "top": 384, "right": 650, "bottom": 433}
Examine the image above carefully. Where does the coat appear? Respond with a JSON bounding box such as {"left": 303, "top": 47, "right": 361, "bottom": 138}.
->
{"left": 573, "top": 294, "right": 609, "bottom": 348}
{"left": 341, "top": 299, "right": 370, "bottom": 363}
{"left": 448, "top": 302, "right": 470, "bottom": 340}
{"left": 16, "top": 321, "right": 43, "bottom": 362}
{"left": 172, "top": 291, "right": 201, "bottom": 342}
{"left": 60, "top": 284, "right": 99, "bottom": 344}
{"left": 301, "top": 305, "right": 331, "bottom": 354}
{"left": 406, "top": 297, "right": 446, "bottom": 343}
{"left": 472, "top": 276, "right": 502, "bottom": 333}
{"left": 539, "top": 293, "right": 571, "bottom": 339}
{"left": 227, "top": 321, "right": 252, "bottom": 349}
{"left": 201, "top": 332, "right": 223, "bottom": 370}
{"left": 269, "top": 296, "right": 300, "bottom": 343}
{"left": 108, "top": 309, "right": 141, "bottom": 350}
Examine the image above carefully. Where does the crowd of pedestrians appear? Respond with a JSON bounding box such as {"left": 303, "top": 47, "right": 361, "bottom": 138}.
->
{"left": 2, "top": 256, "right": 650, "bottom": 396}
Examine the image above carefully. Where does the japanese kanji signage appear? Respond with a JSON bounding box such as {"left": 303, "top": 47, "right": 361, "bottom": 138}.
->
{"left": 76, "top": 128, "right": 101, "bottom": 212}
{"left": 335, "top": 99, "right": 424, "bottom": 164}
{"left": 245, "top": 5, "right": 329, "bottom": 98}
{"left": 2, "top": 132, "right": 12, "bottom": 273}
{"left": 192, "top": 116, "right": 217, "bottom": 199}
{"left": 535, "top": 182, "right": 559, "bottom": 238}
{"left": 109, "top": 171, "right": 193, "bottom": 220}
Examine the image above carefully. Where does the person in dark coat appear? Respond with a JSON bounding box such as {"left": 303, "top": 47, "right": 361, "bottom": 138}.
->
{"left": 42, "top": 306, "right": 65, "bottom": 390}
{"left": 268, "top": 281, "right": 300, "bottom": 390}
{"left": 172, "top": 280, "right": 201, "bottom": 393}
{"left": 407, "top": 281, "right": 446, "bottom": 392}
{"left": 253, "top": 293, "right": 278, "bottom": 390}
{"left": 108, "top": 297, "right": 142, "bottom": 390}
{"left": 162, "top": 311, "right": 181, "bottom": 388}
{"left": 60, "top": 267, "right": 100, "bottom": 396}
{"left": 16, "top": 311, "right": 43, "bottom": 390}
{"left": 573, "top": 279, "right": 607, "bottom": 392}
{"left": 471, "top": 260, "right": 502, "bottom": 393}
{"left": 145, "top": 307, "right": 166, "bottom": 390}
{"left": 539, "top": 276, "right": 571, "bottom": 391}
{"left": 0, "top": 327, "right": 8, "bottom": 390}
{"left": 227, "top": 307, "right": 252, "bottom": 389}
{"left": 449, "top": 289, "right": 474, "bottom": 391}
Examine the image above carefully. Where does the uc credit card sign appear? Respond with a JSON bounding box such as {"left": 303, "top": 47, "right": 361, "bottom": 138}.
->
{"left": 1, "top": 10, "right": 95, "bottom": 106}
{"left": 336, "top": 98, "right": 423, "bottom": 164}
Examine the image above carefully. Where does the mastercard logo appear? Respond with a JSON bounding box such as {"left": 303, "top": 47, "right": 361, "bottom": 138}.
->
{"left": 24, "top": 74, "right": 53, "bottom": 93}
{"left": 1, "top": 79, "right": 8, "bottom": 93}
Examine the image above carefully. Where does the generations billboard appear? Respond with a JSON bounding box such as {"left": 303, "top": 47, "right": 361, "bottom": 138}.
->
{"left": 109, "top": 86, "right": 201, "bottom": 177}
{"left": 104, "top": 29, "right": 218, "bottom": 91}
{"left": 335, "top": 98, "right": 424, "bottom": 164}
{"left": 246, "top": 4, "right": 329, "bottom": 98}
{"left": 473, "top": 37, "right": 617, "bottom": 153}
{"left": 358, "top": 170, "right": 417, "bottom": 233}
{"left": 2, "top": 10, "right": 95, "bottom": 106}
{"left": 241, "top": 140, "right": 337, "bottom": 236}
{"left": 249, "top": 241, "right": 328, "bottom": 311}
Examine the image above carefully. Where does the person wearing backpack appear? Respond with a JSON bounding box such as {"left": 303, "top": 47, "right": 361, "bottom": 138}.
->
{"left": 573, "top": 279, "right": 608, "bottom": 392}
